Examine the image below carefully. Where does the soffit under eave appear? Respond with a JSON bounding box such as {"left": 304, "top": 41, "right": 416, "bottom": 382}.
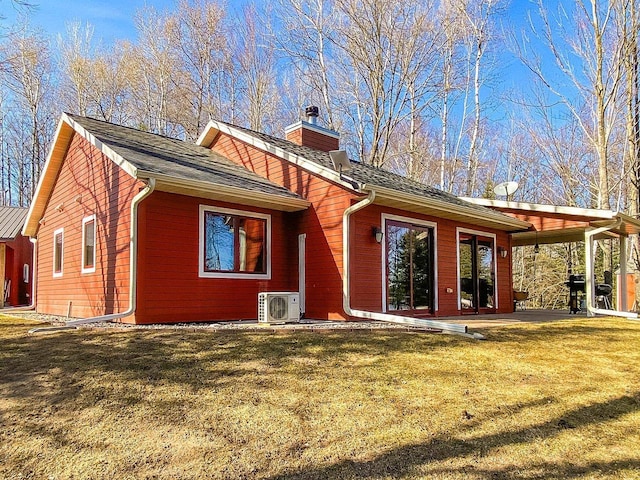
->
{"left": 372, "top": 195, "right": 529, "bottom": 232}
{"left": 153, "top": 181, "right": 309, "bottom": 212}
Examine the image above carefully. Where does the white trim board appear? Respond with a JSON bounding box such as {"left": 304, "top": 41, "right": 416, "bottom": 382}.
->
{"left": 381, "top": 213, "right": 438, "bottom": 314}
{"left": 198, "top": 204, "right": 272, "bottom": 280}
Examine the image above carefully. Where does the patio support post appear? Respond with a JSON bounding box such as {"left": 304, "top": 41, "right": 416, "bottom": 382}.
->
{"left": 620, "top": 235, "right": 628, "bottom": 311}
{"left": 585, "top": 228, "right": 595, "bottom": 317}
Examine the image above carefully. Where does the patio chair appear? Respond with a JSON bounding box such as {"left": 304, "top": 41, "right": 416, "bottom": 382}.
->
{"left": 513, "top": 290, "right": 528, "bottom": 311}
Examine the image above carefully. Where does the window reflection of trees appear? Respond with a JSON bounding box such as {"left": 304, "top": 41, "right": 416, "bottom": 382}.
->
{"left": 387, "top": 222, "right": 433, "bottom": 312}
{"left": 204, "top": 212, "right": 265, "bottom": 273}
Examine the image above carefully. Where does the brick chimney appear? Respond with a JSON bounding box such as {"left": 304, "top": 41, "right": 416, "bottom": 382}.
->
{"left": 284, "top": 106, "right": 340, "bottom": 152}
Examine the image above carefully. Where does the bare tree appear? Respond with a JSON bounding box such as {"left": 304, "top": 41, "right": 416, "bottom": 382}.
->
{"left": 232, "top": 4, "right": 280, "bottom": 133}
{"left": 0, "top": 25, "right": 54, "bottom": 200}
{"left": 333, "top": 0, "right": 440, "bottom": 166}
{"left": 273, "top": 0, "right": 338, "bottom": 130}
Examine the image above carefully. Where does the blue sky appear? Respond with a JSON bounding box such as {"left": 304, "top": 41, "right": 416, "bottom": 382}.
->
{"left": 1, "top": 0, "right": 559, "bottom": 125}
{"left": 4, "top": 0, "right": 538, "bottom": 46}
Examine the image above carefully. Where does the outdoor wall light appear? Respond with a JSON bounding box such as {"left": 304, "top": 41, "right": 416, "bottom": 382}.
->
{"left": 372, "top": 227, "right": 384, "bottom": 244}
{"left": 498, "top": 246, "right": 508, "bottom": 258}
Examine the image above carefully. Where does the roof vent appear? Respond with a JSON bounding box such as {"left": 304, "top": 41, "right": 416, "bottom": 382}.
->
{"left": 329, "top": 150, "right": 351, "bottom": 174}
{"left": 305, "top": 105, "right": 319, "bottom": 125}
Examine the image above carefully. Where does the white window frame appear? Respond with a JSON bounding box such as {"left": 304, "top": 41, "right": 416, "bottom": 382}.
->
{"left": 81, "top": 214, "right": 97, "bottom": 274}
{"left": 198, "top": 205, "right": 272, "bottom": 279}
{"left": 456, "top": 227, "right": 498, "bottom": 310}
{"left": 53, "top": 228, "right": 64, "bottom": 278}
{"left": 381, "top": 213, "right": 438, "bottom": 313}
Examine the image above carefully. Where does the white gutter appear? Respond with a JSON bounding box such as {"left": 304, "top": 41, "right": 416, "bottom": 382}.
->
{"left": 2, "top": 238, "right": 37, "bottom": 313}
{"left": 368, "top": 185, "right": 530, "bottom": 231}
{"left": 30, "top": 178, "right": 156, "bottom": 333}
{"left": 342, "top": 190, "right": 474, "bottom": 336}
{"left": 585, "top": 217, "right": 638, "bottom": 319}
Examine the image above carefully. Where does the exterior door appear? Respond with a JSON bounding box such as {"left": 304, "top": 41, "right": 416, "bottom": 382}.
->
{"left": 386, "top": 220, "right": 434, "bottom": 314}
{"left": 298, "top": 234, "right": 306, "bottom": 316}
{"left": 459, "top": 233, "right": 496, "bottom": 314}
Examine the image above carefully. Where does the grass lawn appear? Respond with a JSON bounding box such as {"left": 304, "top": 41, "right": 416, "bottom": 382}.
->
{"left": 1, "top": 315, "right": 639, "bottom": 479}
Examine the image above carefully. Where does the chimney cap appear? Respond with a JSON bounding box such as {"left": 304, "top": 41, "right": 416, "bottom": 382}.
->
{"left": 305, "top": 105, "right": 319, "bottom": 118}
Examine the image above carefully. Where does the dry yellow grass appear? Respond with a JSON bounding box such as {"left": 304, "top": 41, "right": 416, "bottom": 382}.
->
{"left": 1, "top": 315, "right": 639, "bottom": 479}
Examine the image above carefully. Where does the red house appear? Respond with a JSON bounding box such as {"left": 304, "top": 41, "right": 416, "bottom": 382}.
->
{"left": 0, "top": 206, "right": 33, "bottom": 307}
{"left": 22, "top": 112, "right": 531, "bottom": 329}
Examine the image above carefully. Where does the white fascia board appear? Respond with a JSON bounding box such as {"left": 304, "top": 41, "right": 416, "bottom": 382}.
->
{"left": 64, "top": 114, "right": 138, "bottom": 179}
{"left": 461, "top": 197, "right": 616, "bottom": 220}
{"left": 22, "top": 114, "right": 140, "bottom": 237}
{"left": 196, "top": 120, "right": 360, "bottom": 193}
{"left": 370, "top": 185, "right": 531, "bottom": 230}
{"left": 22, "top": 117, "right": 69, "bottom": 237}
{"left": 146, "top": 171, "right": 310, "bottom": 211}
{"left": 196, "top": 120, "right": 220, "bottom": 147}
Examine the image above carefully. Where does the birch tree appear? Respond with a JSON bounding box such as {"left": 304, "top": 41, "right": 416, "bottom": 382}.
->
{"left": 273, "top": 0, "right": 338, "bottom": 130}
{"left": 0, "top": 26, "right": 55, "bottom": 200}
{"left": 334, "top": 0, "right": 440, "bottom": 167}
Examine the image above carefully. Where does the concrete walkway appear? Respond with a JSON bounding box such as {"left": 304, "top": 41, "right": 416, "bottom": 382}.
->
{"left": 438, "top": 309, "right": 586, "bottom": 329}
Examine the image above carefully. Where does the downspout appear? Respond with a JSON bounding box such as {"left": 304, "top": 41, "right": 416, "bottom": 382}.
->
{"left": 30, "top": 178, "right": 156, "bottom": 333}
{"left": 585, "top": 217, "right": 638, "bottom": 319}
{"left": 342, "top": 190, "right": 474, "bottom": 336}
{"left": 2, "top": 237, "right": 37, "bottom": 312}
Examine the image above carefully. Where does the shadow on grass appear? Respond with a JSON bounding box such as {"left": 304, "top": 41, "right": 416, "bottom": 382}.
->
{"left": 266, "top": 392, "right": 640, "bottom": 480}
{"left": 0, "top": 323, "right": 458, "bottom": 404}
{"left": 2, "top": 316, "right": 640, "bottom": 479}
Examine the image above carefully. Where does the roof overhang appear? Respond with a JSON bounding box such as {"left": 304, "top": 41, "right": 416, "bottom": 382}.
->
{"left": 369, "top": 186, "right": 532, "bottom": 231}
{"left": 462, "top": 198, "right": 640, "bottom": 245}
{"left": 23, "top": 115, "right": 309, "bottom": 238}
{"left": 149, "top": 172, "right": 309, "bottom": 212}
{"left": 199, "top": 122, "right": 536, "bottom": 231}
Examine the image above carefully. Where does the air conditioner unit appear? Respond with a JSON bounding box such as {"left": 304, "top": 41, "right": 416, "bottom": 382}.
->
{"left": 258, "top": 292, "right": 300, "bottom": 324}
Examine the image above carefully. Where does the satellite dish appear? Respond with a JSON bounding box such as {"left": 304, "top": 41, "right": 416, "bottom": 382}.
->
{"left": 329, "top": 150, "right": 351, "bottom": 174}
{"left": 493, "top": 181, "right": 518, "bottom": 197}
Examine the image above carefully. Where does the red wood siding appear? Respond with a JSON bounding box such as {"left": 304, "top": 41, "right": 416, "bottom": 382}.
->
{"left": 350, "top": 205, "right": 514, "bottom": 316}
{"left": 493, "top": 208, "right": 591, "bottom": 232}
{"left": 4, "top": 234, "right": 33, "bottom": 306}
{"left": 134, "top": 191, "right": 297, "bottom": 324}
{"left": 285, "top": 127, "right": 340, "bottom": 152}
{"left": 211, "top": 133, "right": 357, "bottom": 320}
{"left": 36, "top": 134, "right": 144, "bottom": 318}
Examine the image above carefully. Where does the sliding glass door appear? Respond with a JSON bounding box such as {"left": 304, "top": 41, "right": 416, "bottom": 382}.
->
{"left": 459, "top": 232, "right": 496, "bottom": 313}
{"left": 386, "top": 220, "right": 434, "bottom": 313}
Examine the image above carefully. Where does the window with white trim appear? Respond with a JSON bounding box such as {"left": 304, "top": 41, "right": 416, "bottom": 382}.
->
{"left": 199, "top": 205, "right": 271, "bottom": 278}
{"left": 82, "top": 215, "right": 96, "bottom": 273}
{"left": 53, "top": 228, "right": 64, "bottom": 277}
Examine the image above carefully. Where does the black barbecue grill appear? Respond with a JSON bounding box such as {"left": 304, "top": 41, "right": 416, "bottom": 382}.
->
{"left": 565, "top": 274, "right": 585, "bottom": 314}
{"left": 565, "top": 275, "right": 613, "bottom": 313}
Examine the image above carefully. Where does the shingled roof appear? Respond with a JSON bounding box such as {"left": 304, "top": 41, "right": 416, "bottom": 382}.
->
{"left": 206, "top": 122, "right": 530, "bottom": 227}
{"left": 0, "top": 206, "right": 28, "bottom": 240}
{"left": 66, "top": 115, "right": 303, "bottom": 202}
{"left": 23, "top": 114, "right": 310, "bottom": 237}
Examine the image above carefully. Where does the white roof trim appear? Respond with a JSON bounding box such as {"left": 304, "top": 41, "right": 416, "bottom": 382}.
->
{"left": 461, "top": 197, "right": 617, "bottom": 219}
{"left": 64, "top": 114, "right": 138, "bottom": 179}
{"left": 146, "top": 171, "right": 310, "bottom": 211}
{"left": 196, "top": 120, "right": 360, "bottom": 192}
{"left": 197, "top": 121, "right": 531, "bottom": 230}
{"left": 22, "top": 113, "right": 140, "bottom": 237}
{"left": 372, "top": 186, "right": 531, "bottom": 230}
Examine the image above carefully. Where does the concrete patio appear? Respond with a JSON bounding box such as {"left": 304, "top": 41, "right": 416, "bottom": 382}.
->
{"left": 438, "top": 309, "right": 587, "bottom": 329}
